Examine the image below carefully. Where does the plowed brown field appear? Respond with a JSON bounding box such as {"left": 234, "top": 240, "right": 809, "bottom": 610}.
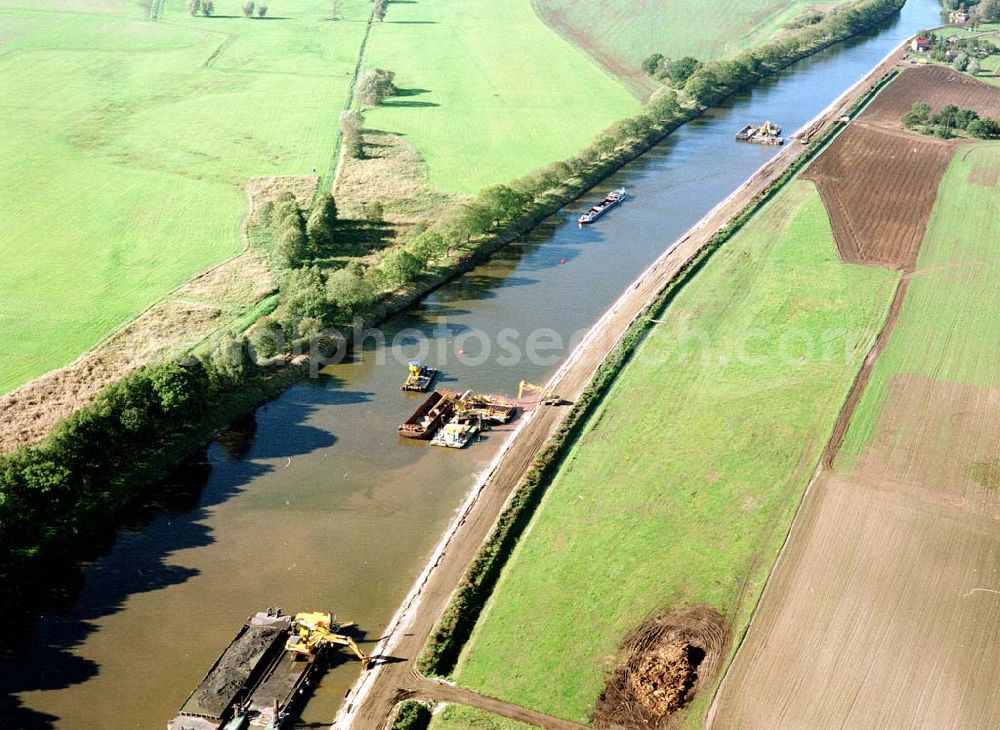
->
{"left": 860, "top": 65, "right": 1000, "bottom": 130}
{"left": 802, "top": 126, "right": 953, "bottom": 267}
{"left": 709, "top": 470, "right": 1000, "bottom": 730}
{"left": 803, "top": 66, "right": 1000, "bottom": 270}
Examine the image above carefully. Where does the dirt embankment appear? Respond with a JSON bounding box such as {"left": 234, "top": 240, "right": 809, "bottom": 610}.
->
{"left": 0, "top": 177, "right": 316, "bottom": 455}
{"left": 593, "top": 607, "right": 729, "bottom": 729}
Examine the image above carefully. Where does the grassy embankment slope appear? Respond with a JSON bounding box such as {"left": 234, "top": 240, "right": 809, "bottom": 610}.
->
{"left": 533, "top": 0, "right": 856, "bottom": 79}
{"left": 0, "top": 0, "right": 367, "bottom": 394}
{"left": 359, "top": 0, "right": 641, "bottom": 193}
{"left": 430, "top": 180, "right": 900, "bottom": 728}
{"left": 838, "top": 142, "right": 1000, "bottom": 463}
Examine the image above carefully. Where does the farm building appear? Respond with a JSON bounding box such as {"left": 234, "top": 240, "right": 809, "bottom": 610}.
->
{"left": 911, "top": 36, "right": 932, "bottom": 52}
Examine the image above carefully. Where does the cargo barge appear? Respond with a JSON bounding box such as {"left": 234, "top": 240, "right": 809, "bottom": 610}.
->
{"left": 578, "top": 188, "right": 626, "bottom": 224}
{"left": 167, "top": 610, "right": 368, "bottom": 730}
{"left": 398, "top": 390, "right": 458, "bottom": 439}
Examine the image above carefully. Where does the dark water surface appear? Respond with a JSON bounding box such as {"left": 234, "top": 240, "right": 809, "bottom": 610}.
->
{"left": 2, "top": 1, "right": 942, "bottom": 726}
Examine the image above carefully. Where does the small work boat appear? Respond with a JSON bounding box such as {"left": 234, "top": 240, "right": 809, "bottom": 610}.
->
{"left": 430, "top": 419, "right": 480, "bottom": 448}
{"left": 401, "top": 360, "right": 437, "bottom": 392}
{"left": 578, "top": 188, "right": 626, "bottom": 224}
{"left": 398, "top": 390, "right": 457, "bottom": 439}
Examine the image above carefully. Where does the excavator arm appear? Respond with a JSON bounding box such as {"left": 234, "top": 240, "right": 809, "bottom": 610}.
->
{"left": 517, "top": 380, "right": 567, "bottom": 406}
{"left": 326, "top": 634, "right": 371, "bottom": 669}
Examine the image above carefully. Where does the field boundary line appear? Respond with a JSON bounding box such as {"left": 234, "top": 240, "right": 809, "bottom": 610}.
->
{"left": 323, "top": 7, "right": 377, "bottom": 197}
{"left": 202, "top": 34, "right": 235, "bottom": 68}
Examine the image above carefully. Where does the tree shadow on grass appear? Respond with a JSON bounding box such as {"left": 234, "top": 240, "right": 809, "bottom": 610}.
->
{"left": 382, "top": 100, "right": 440, "bottom": 108}
{"left": 319, "top": 219, "right": 399, "bottom": 259}
{"left": 393, "top": 87, "right": 430, "bottom": 97}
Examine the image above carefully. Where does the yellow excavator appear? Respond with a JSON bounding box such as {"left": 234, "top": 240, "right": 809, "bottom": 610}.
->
{"left": 285, "top": 612, "right": 371, "bottom": 669}
{"left": 517, "top": 380, "right": 567, "bottom": 406}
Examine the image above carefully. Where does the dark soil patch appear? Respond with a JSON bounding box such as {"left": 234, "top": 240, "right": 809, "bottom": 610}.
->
{"left": 592, "top": 606, "right": 729, "bottom": 729}
{"left": 802, "top": 124, "right": 953, "bottom": 269}
{"left": 969, "top": 166, "right": 999, "bottom": 187}
{"left": 858, "top": 65, "right": 1000, "bottom": 131}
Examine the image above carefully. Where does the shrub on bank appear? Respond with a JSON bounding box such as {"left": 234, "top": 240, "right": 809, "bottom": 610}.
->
{"left": 390, "top": 701, "right": 432, "bottom": 730}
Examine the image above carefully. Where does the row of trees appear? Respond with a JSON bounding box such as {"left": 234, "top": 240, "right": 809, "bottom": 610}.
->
{"left": 266, "top": 191, "right": 338, "bottom": 267}
{"left": 903, "top": 101, "right": 1000, "bottom": 138}
{"left": 187, "top": 0, "right": 269, "bottom": 16}
{"left": 679, "top": 0, "right": 906, "bottom": 106}
{"left": 242, "top": 1, "right": 269, "bottom": 17}
{"left": 640, "top": 54, "right": 702, "bottom": 87}
{"left": 0, "top": 349, "right": 255, "bottom": 615}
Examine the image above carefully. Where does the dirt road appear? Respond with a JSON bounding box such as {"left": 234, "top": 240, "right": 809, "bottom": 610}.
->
{"left": 334, "top": 42, "right": 911, "bottom": 730}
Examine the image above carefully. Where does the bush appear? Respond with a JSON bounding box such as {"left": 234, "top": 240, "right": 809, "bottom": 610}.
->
{"left": 326, "top": 267, "right": 375, "bottom": 319}
{"left": 249, "top": 317, "right": 285, "bottom": 358}
{"left": 358, "top": 68, "right": 397, "bottom": 107}
{"left": 242, "top": 1, "right": 254, "bottom": 17}
{"left": 378, "top": 248, "right": 422, "bottom": 288}
{"left": 408, "top": 230, "right": 447, "bottom": 265}
{"left": 282, "top": 266, "right": 329, "bottom": 320}
{"left": 364, "top": 200, "right": 385, "bottom": 224}
{"left": 902, "top": 101, "right": 931, "bottom": 128}
{"left": 391, "top": 701, "right": 431, "bottom": 730}
{"left": 277, "top": 225, "right": 309, "bottom": 267}
{"left": 340, "top": 110, "right": 365, "bottom": 159}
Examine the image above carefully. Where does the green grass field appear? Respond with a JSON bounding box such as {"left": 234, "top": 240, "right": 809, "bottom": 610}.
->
{"left": 534, "top": 0, "right": 854, "bottom": 78}
{"left": 360, "top": 0, "right": 640, "bottom": 194}
{"left": 433, "top": 181, "right": 899, "bottom": 728}
{"left": 0, "top": 0, "right": 368, "bottom": 393}
{"left": 430, "top": 705, "right": 535, "bottom": 729}
{"left": 838, "top": 143, "right": 1000, "bottom": 461}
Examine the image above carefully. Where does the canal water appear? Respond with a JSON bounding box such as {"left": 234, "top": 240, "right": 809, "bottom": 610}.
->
{"left": 2, "top": 1, "right": 942, "bottom": 726}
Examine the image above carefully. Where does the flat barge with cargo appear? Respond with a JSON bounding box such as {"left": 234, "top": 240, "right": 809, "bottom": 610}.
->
{"left": 167, "top": 610, "right": 368, "bottom": 730}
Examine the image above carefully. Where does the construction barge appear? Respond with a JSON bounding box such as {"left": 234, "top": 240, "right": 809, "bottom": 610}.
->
{"left": 167, "top": 610, "right": 368, "bottom": 730}
{"left": 735, "top": 120, "right": 784, "bottom": 145}
{"left": 400, "top": 360, "right": 437, "bottom": 392}
{"left": 400, "top": 390, "right": 519, "bottom": 442}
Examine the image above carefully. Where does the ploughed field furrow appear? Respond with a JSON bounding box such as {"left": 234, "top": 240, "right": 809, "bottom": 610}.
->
{"left": 860, "top": 65, "right": 1000, "bottom": 130}
{"left": 803, "top": 124, "right": 953, "bottom": 269}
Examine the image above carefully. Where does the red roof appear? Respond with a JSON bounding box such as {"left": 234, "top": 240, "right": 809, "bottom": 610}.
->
{"left": 915, "top": 37, "right": 931, "bottom": 44}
